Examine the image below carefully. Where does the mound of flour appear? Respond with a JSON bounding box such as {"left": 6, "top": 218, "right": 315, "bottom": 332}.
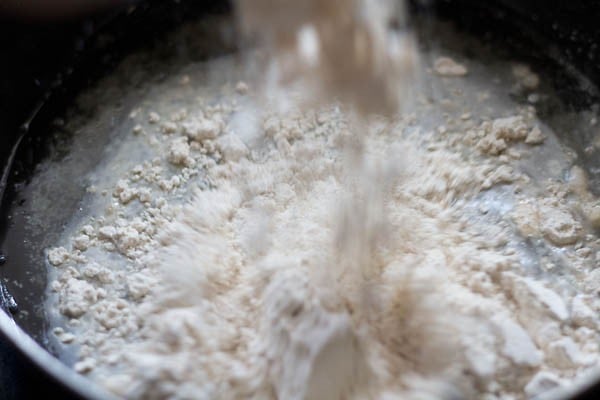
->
{"left": 45, "top": 49, "right": 600, "bottom": 399}
{"left": 41, "top": 3, "right": 600, "bottom": 393}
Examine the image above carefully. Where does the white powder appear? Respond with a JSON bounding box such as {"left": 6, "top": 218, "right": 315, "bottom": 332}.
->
{"left": 238, "top": 0, "right": 418, "bottom": 115}
{"left": 46, "top": 87, "right": 600, "bottom": 399}
{"left": 433, "top": 56, "right": 468, "bottom": 77}
{"left": 43, "top": 15, "right": 600, "bottom": 400}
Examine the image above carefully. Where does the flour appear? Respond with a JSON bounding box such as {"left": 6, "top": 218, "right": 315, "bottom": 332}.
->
{"left": 41, "top": 13, "right": 600, "bottom": 400}
{"left": 433, "top": 56, "right": 468, "bottom": 77}
{"left": 47, "top": 247, "right": 70, "bottom": 266}
{"left": 238, "top": 0, "right": 417, "bottom": 115}
{"left": 513, "top": 64, "right": 541, "bottom": 90}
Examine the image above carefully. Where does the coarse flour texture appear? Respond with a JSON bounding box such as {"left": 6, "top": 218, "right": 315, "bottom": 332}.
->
{"left": 46, "top": 55, "right": 600, "bottom": 400}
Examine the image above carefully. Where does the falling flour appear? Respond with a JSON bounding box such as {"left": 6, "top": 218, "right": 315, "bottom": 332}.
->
{"left": 42, "top": 12, "right": 600, "bottom": 400}
{"left": 237, "top": 0, "right": 417, "bottom": 115}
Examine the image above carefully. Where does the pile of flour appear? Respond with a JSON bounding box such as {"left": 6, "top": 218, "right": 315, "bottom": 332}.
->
{"left": 45, "top": 49, "right": 600, "bottom": 399}
{"left": 40, "top": 4, "right": 600, "bottom": 398}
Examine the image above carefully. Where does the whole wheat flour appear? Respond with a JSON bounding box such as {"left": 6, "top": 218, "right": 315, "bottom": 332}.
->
{"left": 42, "top": 12, "right": 600, "bottom": 400}
{"left": 237, "top": 0, "right": 417, "bottom": 115}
